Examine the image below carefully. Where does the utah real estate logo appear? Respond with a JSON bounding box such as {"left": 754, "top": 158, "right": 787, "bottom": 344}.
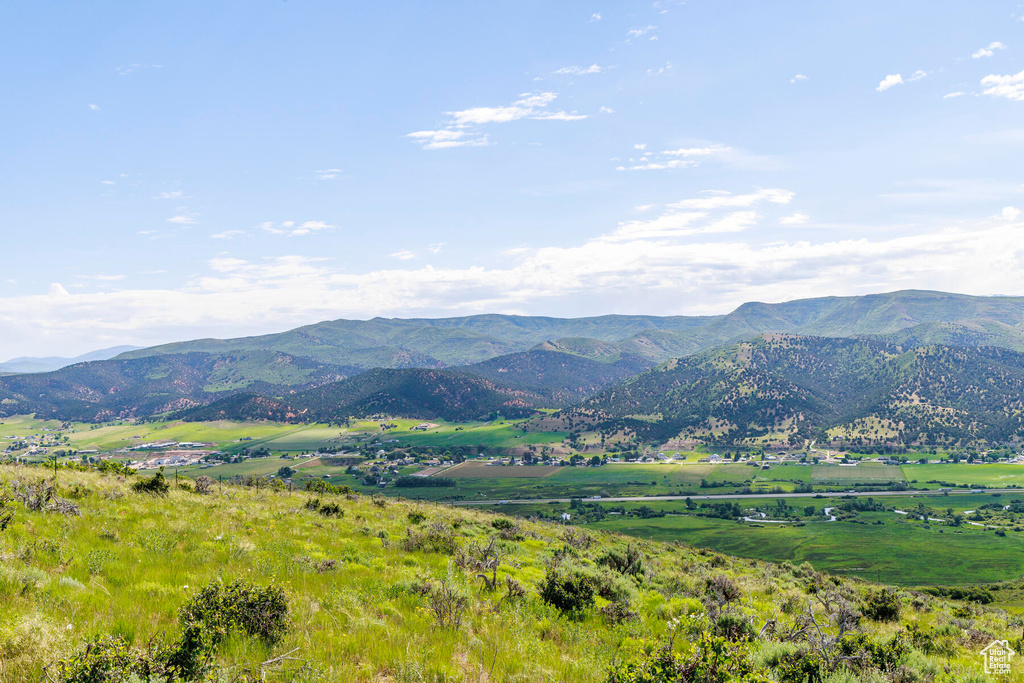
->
{"left": 980, "top": 640, "right": 1014, "bottom": 676}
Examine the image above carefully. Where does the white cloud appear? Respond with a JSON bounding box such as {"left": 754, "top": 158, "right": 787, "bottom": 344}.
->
{"left": 790, "top": 74, "right": 807, "bottom": 84}
{"left": 87, "top": 103, "right": 100, "bottom": 111}
{"left": 153, "top": 191, "right": 184, "bottom": 199}
{"left": 618, "top": 143, "right": 732, "bottom": 171}
{"left": 779, "top": 212, "right": 810, "bottom": 225}
{"left": 617, "top": 159, "right": 696, "bottom": 171}
{"left": 589, "top": 13, "right": 601, "bottom": 22}
{"left": 427, "top": 243, "right": 445, "bottom": 254}
{"left": 662, "top": 144, "right": 732, "bottom": 157}
{"left": 410, "top": 92, "right": 585, "bottom": 149}
{"left": 907, "top": 70, "right": 927, "bottom": 82}
{"left": 981, "top": 69, "right": 1024, "bottom": 101}
{"left": 211, "top": 230, "right": 246, "bottom": 239}
{"left": 75, "top": 274, "right": 125, "bottom": 282}
{"left": 1001, "top": 206, "right": 1022, "bottom": 220}
{"left": 670, "top": 188, "right": 794, "bottom": 210}
{"left": 391, "top": 250, "right": 416, "bottom": 261}
{"left": 315, "top": 168, "right": 346, "bottom": 180}
{"left": 599, "top": 106, "right": 614, "bottom": 114}
{"left": 633, "top": 143, "right": 647, "bottom": 150}
{"left": 407, "top": 129, "right": 490, "bottom": 150}
{"left": 627, "top": 25, "right": 657, "bottom": 38}
{"left": 876, "top": 74, "right": 903, "bottom": 92}
{"left": 100, "top": 180, "right": 116, "bottom": 186}
{"left": 647, "top": 62, "right": 673, "bottom": 76}
{"left": 6, "top": 196, "right": 1024, "bottom": 359}
{"left": 260, "top": 220, "right": 334, "bottom": 237}
{"left": 531, "top": 111, "right": 587, "bottom": 121}
{"left": 973, "top": 42, "right": 1006, "bottom": 59}
{"left": 167, "top": 213, "right": 197, "bottom": 225}
{"left": 553, "top": 64, "right": 605, "bottom": 75}
{"left": 944, "top": 91, "right": 965, "bottom": 99}
{"left": 634, "top": 204, "right": 655, "bottom": 212}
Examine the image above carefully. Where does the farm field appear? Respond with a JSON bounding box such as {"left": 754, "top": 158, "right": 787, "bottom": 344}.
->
{"left": 902, "top": 463, "right": 1024, "bottom": 487}
{"left": 811, "top": 463, "right": 905, "bottom": 484}
{"left": 444, "top": 461, "right": 561, "bottom": 478}
{"left": 481, "top": 490, "right": 1024, "bottom": 589}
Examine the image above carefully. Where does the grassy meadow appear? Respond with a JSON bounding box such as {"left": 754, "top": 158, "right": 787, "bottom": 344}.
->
{"left": 2, "top": 462, "right": 1022, "bottom": 683}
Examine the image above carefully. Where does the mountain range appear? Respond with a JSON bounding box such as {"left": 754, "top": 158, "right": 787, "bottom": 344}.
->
{"left": 0, "top": 345, "right": 140, "bottom": 375}
{"left": 4, "top": 289, "right": 1024, "bottom": 444}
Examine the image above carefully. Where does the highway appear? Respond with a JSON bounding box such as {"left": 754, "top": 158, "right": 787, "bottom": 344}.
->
{"left": 451, "top": 487, "right": 1017, "bottom": 506}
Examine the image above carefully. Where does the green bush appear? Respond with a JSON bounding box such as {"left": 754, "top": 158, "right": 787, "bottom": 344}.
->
{"left": 597, "top": 544, "right": 645, "bottom": 579}
{"left": 862, "top": 588, "right": 901, "bottom": 622}
{"left": 131, "top": 470, "right": 170, "bottom": 496}
{"left": 408, "top": 511, "right": 427, "bottom": 524}
{"left": 539, "top": 565, "right": 595, "bottom": 615}
{"left": 606, "top": 632, "right": 769, "bottom": 683}
{"left": 55, "top": 635, "right": 158, "bottom": 683}
{"left": 178, "top": 580, "right": 289, "bottom": 646}
{"left": 491, "top": 517, "right": 515, "bottom": 531}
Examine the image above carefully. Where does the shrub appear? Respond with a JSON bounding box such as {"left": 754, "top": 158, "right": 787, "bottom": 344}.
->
{"left": 408, "top": 511, "right": 427, "bottom": 524}
{"left": 714, "top": 613, "right": 755, "bottom": 642}
{"left": 491, "top": 517, "right": 515, "bottom": 531}
{"left": 131, "top": 470, "right": 170, "bottom": 496}
{"left": 178, "top": 580, "right": 289, "bottom": 645}
{"left": 55, "top": 579, "right": 289, "bottom": 682}
{"left": 862, "top": 588, "right": 901, "bottom": 622}
{"left": 319, "top": 502, "right": 343, "bottom": 517}
{"left": 402, "top": 521, "right": 457, "bottom": 554}
{"left": 598, "top": 544, "right": 646, "bottom": 579}
{"left": 606, "top": 632, "right": 769, "bottom": 683}
{"left": 193, "top": 475, "right": 215, "bottom": 494}
{"left": 599, "top": 599, "right": 639, "bottom": 625}
{"left": 55, "top": 634, "right": 161, "bottom": 683}
{"left": 428, "top": 577, "right": 468, "bottom": 630}
{"left": 539, "top": 565, "right": 595, "bottom": 615}
{"left": 395, "top": 476, "right": 456, "bottom": 488}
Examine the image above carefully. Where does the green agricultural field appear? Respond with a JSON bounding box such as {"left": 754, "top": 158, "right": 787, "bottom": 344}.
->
{"left": 65, "top": 420, "right": 313, "bottom": 453}
{"left": 0, "top": 415, "right": 86, "bottom": 438}
{"left": 903, "top": 463, "right": 1024, "bottom": 488}
{"left": 588, "top": 504, "right": 1024, "bottom": 587}
{"left": 383, "top": 419, "right": 567, "bottom": 448}
{"left": 811, "top": 463, "right": 905, "bottom": 484}
{"left": 445, "top": 461, "right": 561, "bottom": 478}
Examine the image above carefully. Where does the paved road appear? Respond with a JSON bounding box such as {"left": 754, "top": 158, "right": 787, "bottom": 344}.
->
{"left": 452, "top": 488, "right": 1020, "bottom": 506}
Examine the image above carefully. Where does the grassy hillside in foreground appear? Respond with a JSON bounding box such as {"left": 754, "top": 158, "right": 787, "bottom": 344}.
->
{"left": 2, "top": 464, "right": 1022, "bottom": 682}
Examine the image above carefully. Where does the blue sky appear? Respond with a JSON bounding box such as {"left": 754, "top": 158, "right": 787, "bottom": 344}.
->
{"left": 2, "top": 1, "right": 1024, "bottom": 359}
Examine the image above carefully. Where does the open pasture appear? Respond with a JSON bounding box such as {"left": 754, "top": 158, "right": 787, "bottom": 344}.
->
{"left": 902, "top": 463, "right": 1024, "bottom": 487}
{"left": 443, "top": 461, "right": 560, "bottom": 478}
{"left": 811, "top": 463, "right": 905, "bottom": 484}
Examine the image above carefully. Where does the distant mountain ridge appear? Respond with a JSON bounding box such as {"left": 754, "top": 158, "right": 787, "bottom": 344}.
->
{"left": 5, "top": 290, "right": 1024, "bottom": 426}
{"left": 0, "top": 345, "right": 141, "bottom": 374}
{"left": 116, "top": 290, "right": 1024, "bottom": 370}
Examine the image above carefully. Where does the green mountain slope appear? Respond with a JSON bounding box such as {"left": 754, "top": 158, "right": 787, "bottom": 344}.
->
{"left": 179, "top": 367, "right": 542, "bottom": 423}
{"left": 570, "top": 334, "right": 1024, "bottom": 447}
{"left": 463, "top": 349, "right": 654, "bottom": 405}
{"left": 0, "top": 351, "right": 356, "bottom": 421}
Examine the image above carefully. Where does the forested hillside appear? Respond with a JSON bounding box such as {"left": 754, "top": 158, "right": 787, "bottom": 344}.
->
{"left": 570, "top": 334, "right": 1024, "bottom": 448}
